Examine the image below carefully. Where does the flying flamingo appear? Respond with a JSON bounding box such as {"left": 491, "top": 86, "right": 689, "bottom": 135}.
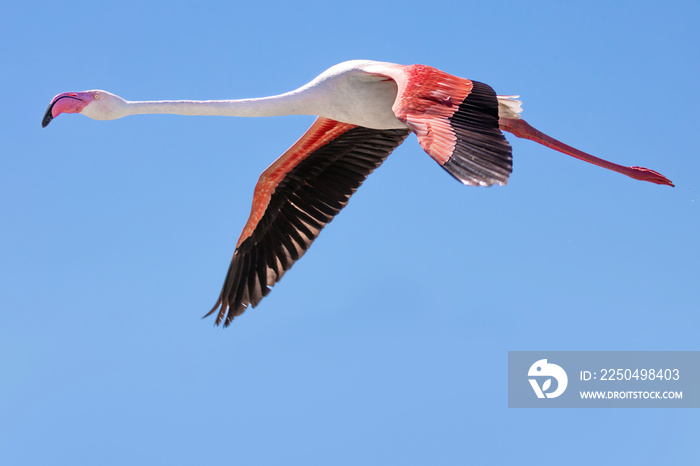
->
{"left": 42, "top": 60, "right": 673, "bottom": 326}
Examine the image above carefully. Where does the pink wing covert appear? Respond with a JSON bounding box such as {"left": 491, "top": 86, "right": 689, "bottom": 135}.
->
{"left": 389, "top": 64, "right": 513, "bottom": 187}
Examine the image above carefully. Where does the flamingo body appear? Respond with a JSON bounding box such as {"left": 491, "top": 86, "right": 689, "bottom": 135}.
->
{"left": 42, "top": 60, "right": 673, "bottom": 326}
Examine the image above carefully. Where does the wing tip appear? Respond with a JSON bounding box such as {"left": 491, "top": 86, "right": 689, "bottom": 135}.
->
{"left": 203, "top": 300, "right": 249, "bottom": 327}
{"left": 203, "top": 299, "right": 226, "bottom": 326}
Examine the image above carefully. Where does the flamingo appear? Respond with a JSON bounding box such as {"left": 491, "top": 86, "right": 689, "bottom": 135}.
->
{"left": 42, "top": 60, "right": 673, "bottom": 326}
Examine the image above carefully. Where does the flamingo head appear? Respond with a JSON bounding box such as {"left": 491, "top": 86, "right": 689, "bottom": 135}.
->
{"left": 42, "top": 90, "right": 127, "bottom": 127}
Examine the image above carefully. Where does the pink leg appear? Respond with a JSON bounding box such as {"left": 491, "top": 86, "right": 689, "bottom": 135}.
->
{"left": 499, "top": 118, "right": 674, "bottom": 187}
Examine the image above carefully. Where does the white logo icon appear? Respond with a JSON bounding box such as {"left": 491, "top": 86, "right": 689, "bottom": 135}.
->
{"left": 528, "top": 359, "right": 568, "bottom": 399}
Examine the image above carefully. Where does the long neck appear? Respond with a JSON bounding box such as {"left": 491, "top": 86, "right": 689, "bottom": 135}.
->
{"left": 123, "top": 89, "right": 317, "bottom": 118}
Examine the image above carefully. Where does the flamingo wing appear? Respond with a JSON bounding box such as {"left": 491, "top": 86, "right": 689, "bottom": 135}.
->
{"left": 389, "top": 65, "right": 513, "bottom": 187}
{"left": 207, "top": 117, "right": 410, "bottom": 325}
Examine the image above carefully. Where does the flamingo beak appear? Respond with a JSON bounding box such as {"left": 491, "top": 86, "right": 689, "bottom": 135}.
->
{"left": 42, "top": 93, "right": 87, "bottom": 128}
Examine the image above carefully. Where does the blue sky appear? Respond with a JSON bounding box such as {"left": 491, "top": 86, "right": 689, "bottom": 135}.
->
{"left": 2, "top": 1, "right": 699, "bottom": 464}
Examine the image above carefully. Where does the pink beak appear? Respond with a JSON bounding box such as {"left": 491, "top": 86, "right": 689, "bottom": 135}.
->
{"left": 42, "top": 93, "right": 88, "bottom": 127}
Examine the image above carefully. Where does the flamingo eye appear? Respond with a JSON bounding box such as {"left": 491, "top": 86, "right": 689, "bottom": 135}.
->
{"left": 94, "top": 94, "right": 100, "bottom": 100}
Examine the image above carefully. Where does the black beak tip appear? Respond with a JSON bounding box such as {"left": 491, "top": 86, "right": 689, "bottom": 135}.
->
{"left": 42, "top": 105, "right": 54, "bottom": 128}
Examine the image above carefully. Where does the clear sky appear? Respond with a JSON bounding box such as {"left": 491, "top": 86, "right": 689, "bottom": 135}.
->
{"left": 1, "top": 1, "right": 699, "bottom": 464}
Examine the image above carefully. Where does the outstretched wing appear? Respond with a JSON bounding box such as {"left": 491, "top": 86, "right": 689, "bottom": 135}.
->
{"left": 206, "top": 117, "right": 410, "bottom": 325}
{"left": 389, "top": 64, "right": 513, "bottom": 186}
